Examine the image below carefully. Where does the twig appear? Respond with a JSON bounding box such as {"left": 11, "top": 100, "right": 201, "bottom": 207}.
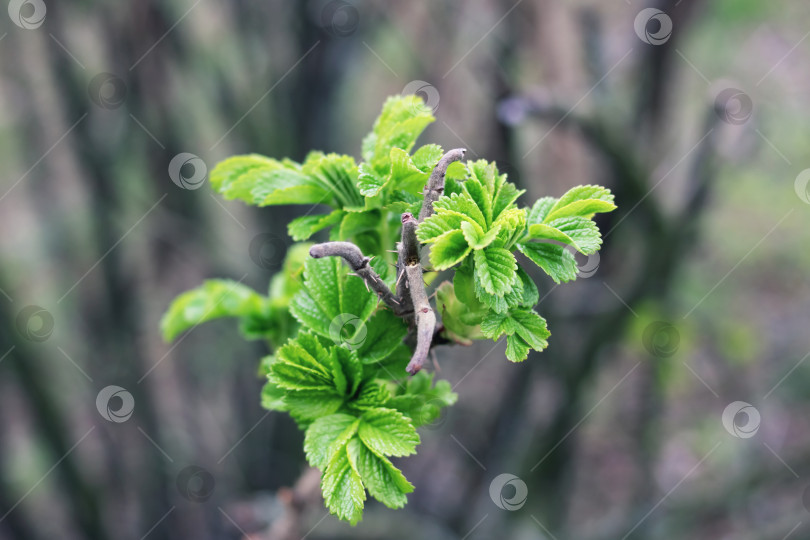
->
{"left": 418, "top": 148, "right": 466, "bottom": 222}
{"left": 264, "top": 467, "right": 322, "bottom": 540}
{"left": 309, "top": 242, "right": 406, "bottom": 316}
{"left": 395, "top": 214, "right": 419, "bottom": 318}
{"left": 398, "top": 213, "right": 436, "bottom": 374}
{"left": 314, "top": 149, "right": 469, "bottom": 374}
{"left": 404, "top": 265, "right": 435, "bottom": 374}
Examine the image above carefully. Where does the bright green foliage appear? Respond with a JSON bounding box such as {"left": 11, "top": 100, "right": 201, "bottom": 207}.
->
{"left": 516, "top": 185, "right": 615, "bottom": 284}
{"left": 289, "top": 256, "right": 377, "bottom": 341}
{"left": 162, "top": 95, "right": 615, "bottom": 524}
{"left": 160, "top": 279, "right": 266, "bottom": 342}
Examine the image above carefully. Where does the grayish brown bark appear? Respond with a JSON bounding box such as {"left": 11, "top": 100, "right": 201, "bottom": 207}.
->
{"left": 309, "top": 242, "right": 405, "bottom": 315}
{"left": 417, "top": 148, "right": 466, "bottom": 222}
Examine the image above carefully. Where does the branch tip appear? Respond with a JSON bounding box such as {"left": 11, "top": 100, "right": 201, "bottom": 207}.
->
{"left": 418, "top": 148, "right": 467, "bottom": 222}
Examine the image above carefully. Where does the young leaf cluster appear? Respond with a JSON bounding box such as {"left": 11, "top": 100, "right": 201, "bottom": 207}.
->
{"left": 161, "top": 94, "right": 615, "bottom": 524}
{"left": 416, "top": 162, "right": 615, "bottom": 361}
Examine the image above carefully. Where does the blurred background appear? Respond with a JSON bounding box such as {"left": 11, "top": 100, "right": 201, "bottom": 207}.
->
{"left": 1, "top": 0, "right": 810, "bottom": 539}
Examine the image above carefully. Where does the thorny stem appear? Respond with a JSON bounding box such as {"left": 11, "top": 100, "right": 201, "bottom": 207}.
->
{"left": 418, "top": 148, "right": 466, "bottom": 222}
{"left": 394, "top": 213, "right": 419, "bottom": 318}
{"left": 309, "top": 242, "right": 406, "bottom": 316}
{"left": 311, "top": 149, "right": 467, "bottom": 375}
{"left": 398, "top": 213, "right": 435, "bottom": 374}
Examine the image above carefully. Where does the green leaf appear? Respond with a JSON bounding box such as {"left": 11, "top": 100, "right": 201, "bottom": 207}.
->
{"left": 443, "top": 161, "right": 468, "bottom": 196}
{"left": 210, "top": 154, "right": 302, "bottom": 203}
{"left": 492, "top": 178, "right": 524, "bottom": 220}
{"left": 505, "top": 335, "right": 531, "bottom": 362}
{"left": 517, "top": 242, "right": 578, "bottom": 284}
{"left": 358, "top": 408, "right": 420, "bottom": 457}
{"left": 338, "top": 210, "right": 380, "bottom": 240}
{"left": 270, "top": 333, "right": 335, "bottom": 392}
{"left": 300, "top": 153, "right": 364, "bottom": 209}
{"left": 480, "top": 308, "right": 550, "bottom": 360}
{"left": 515, "top": 266, "right": 539, "bottom": 307}
{"left": 388, "top": 148, "right": 429, "bottom": 194}
{"left": 350, "top": 380, "right": 392, "bottom": 411}
{"left": 285, "top": 332, "right": 333, "bottom": 371}
{"left": 435, "top": 281, "right": 484, "bottom": 344}
{"left": 548, "top": 216, "right": 602, "bottom": 255}
{"left": 322, "top": 445, "right": 366, "bottom": 525}
{"left": 290, "top": 257, "right": 376, "bottom": 339}
{"left": 260, "top": 379, "right": 287, "bottom": 411}
{"left": 304, "top": 414, "right": 359, "bottom": 469}
{"left": 417, "top": 212, "right": 465, "bottom": 243}
{"left": 460, "top": 221, "right": 501, "bottom": 250}
{"left": 406, "top": 371, "right": 433, "bottom": 394}
{"left": 357, "top": 310, "right": 408, "bottom": 364}
{"left": 491, "top": 207, "right": 527, "bottom": 250}
{"left": 268, "top": 243, "right": 309, "bottom": 301}
{"left": 453, "top": 265, "right": 484, "bottom": 311}
{"left": 161, "top": 280, "right": 265, "bottom": 342}
{"left": 545, "top": 199, "right": 616, "bottom": 221}
{"left": 363, "top": 343, "right": 411, "bottom": 380}
{"left": 464, "top": 161, "right": 496, "bottom": 223}
{"left": 252, "top": 168, "right": 331, "bottom": 207}
{"left": 331, "top": 346, "right": 363, "bottom": 397}
{"left": 526, "top": 224, "right": 578, "bottom": 248}
{"left": 528, "top": 197, "right": 557, "bottom": 225}
{"left": 286, "top": 391, "right": 345, "bottom": 424}
{"left": 288, "top": 210, "right": 344, "bottom": 241}
{"left": 474, "top": 247, "right": 517, "bottom": 296}
{"left": 411, "top": 144, "right": 443, "bottom": 171}
{"left": 551, "top": 184, "right": 614, "bottom": 211}
{"left": 428, "top": 229, "right": 472, "bottom": 270}
{"left": 357, "top": 163, "right": 386, "bottom": 197}
{"left": 269, "top": 361, "right": 334, "bottom": 392}
{"left": 474, "top": 278, "right": 523, "bottom": 314}
{"left": 362, "top": 96, "right": 435, "bottom": 173}
{"left": 544, "top": 185, "right": 616, "bottom": 221}
{"left": 434, "top": 193, "right": 487, "bottom": 230}
{"left": 348, "top": 438, "right": 413, "bottom": 509}
{"left": 387, "top": 373, "right": 458, "bottom": 427}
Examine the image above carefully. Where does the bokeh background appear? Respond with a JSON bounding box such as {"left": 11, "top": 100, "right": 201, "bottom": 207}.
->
{"left": 2, "top": 0, "right": 810, "bottom": 539}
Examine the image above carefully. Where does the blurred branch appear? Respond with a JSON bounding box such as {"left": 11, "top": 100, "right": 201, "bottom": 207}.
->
{"left": 0, "top": 299, "right": 104, "bottom": 539}
{"left": 263, "top": 468, "right": 322, "bottom": 540}
{"left": 499, "top": 94, "right": 667, "bottom": 235}
{"left": 497, "top": 89, "right": 726, "bottom": 534}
